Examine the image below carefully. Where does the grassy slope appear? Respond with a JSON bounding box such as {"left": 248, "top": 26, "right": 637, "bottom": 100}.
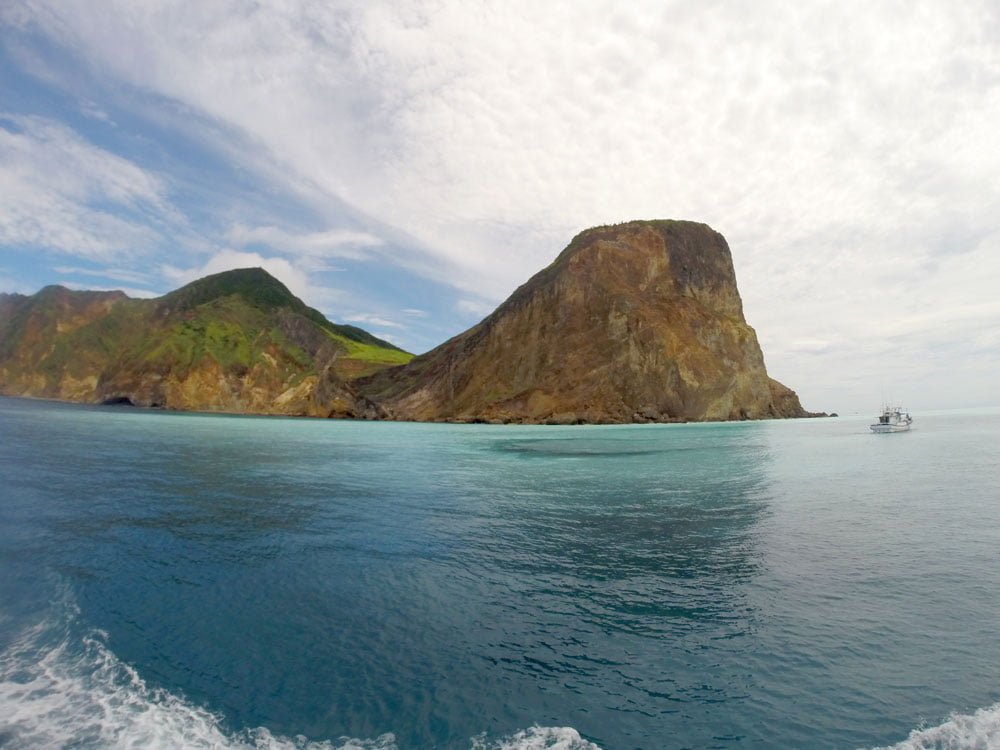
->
{"left": 0, "top": 269, "right": 413, "bottom": 397}
{"left": 136, "top": 298, "right": 311, "bottom": 377}
{"left": 161, "top": 267, "right": 408, "bottom": 353}
{"left": 140, "top": 281, "right": 413, "bottom": 378}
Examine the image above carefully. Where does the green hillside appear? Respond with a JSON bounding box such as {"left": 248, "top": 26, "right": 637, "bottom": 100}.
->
{"left": 0, "top": 268, "right": 412, "bottom": 416}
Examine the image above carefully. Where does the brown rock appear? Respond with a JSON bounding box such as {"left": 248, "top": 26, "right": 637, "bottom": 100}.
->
{"left": 359, "top": 220, "right": 814, "bottom": 423}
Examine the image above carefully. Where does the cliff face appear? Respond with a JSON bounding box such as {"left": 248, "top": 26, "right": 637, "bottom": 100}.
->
{"left": 359, "top": 220, "right": 811, "bottom": 423}
{"left": 0, "top": 269, "right": 410, "bottom": 417}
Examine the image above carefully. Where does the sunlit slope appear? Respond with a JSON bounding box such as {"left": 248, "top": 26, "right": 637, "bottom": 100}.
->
{"left": 0, "top": 268, "right": 411, "bottom": 416}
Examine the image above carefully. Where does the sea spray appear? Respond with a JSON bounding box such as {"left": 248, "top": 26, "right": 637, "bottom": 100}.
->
{"left": 472, "top": 726, "right": 601, "bottom": 750}
{"left": 869, "top": 703, "right": 1000, "bottom": 750}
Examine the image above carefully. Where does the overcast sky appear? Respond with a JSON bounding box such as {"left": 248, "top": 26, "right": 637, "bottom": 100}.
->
{"left": 2, "top": 1, "right": 999, "bottom": 413}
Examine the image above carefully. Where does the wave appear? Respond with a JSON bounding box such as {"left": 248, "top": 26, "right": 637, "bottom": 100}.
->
{"left": 0, "top": 599, "right": 598, "bottom": 750}
{"left": 473, "top": 727, "right": 600, "bottom": 750}
{"left": 8, "top": 597, "right": 997, "bottom": 750}
{"left": 868, "top": 702, "right": 1000, "bottom": 750}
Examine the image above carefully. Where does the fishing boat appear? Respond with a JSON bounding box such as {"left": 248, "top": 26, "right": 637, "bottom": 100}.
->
{"left": 870, "top": 406, "right": 912, "bottom": 433}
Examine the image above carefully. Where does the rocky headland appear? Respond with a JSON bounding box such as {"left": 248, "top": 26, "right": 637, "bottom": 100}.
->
{"left": 358, "top": 220, "right": 817, "bottom": 423}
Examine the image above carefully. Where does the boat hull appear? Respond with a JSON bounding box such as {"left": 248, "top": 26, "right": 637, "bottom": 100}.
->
{"left": 870, "top": 423, "right": 911, "bottom": 433}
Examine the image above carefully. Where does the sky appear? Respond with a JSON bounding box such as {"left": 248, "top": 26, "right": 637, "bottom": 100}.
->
{"left": 1, "top": 1, "right": 999, "bottom": 414}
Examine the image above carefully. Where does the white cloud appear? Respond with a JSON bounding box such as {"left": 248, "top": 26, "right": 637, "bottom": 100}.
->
{"left": 369, "top": 331, "right": 403, "bottom": 346}
{"left": 0, "top": 113, "right": 172, "bottom": 260}
{"left": 78, "top": 99, "right": 115, "bottom": 125}
{"left": 53, "top": 265, "right": 153, "bottom": 286}
{"left": 455, "top": 298, "right": 494, "bottom": 318}
{"left": 786, "top": 339, "right": 836, "bottom": 356}
{"left": 342, "top": 312, "right": 404, "bottom": 329}
{"left": 225, "top": 223, "right": 384, "bottom": 261}
{"left": 402, "top": 308, "right": 427, "bottom": 317}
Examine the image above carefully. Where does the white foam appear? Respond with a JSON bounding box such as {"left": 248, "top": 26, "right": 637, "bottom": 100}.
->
{"left": 869, "top": 702, "right": 1000, "bottom": 750}
{"left": 472, "top": 726, "right": 601, "bottom": 750}
{"left": 0, "top": 606, "right": 394, "bottom": 749}
{"left": 0, "top": 602, "right": 597, "bottom": 749}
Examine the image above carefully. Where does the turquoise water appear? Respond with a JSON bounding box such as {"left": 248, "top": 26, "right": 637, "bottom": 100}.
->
{"left": 1, "top": 396, "right": 998, "bottom": 749}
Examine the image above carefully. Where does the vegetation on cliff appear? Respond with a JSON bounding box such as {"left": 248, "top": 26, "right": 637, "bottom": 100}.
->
{"left": 0, "top": 268, "right": 411, "bottom": 416}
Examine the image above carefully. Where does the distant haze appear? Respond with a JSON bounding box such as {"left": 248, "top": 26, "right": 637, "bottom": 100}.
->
{"left": 2, "top": 1, "right": 999, "bottom": 414}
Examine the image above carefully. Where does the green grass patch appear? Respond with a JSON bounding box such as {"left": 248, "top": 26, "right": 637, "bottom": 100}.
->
{"left": 143, "top": 317, "right": 255, "bottom": 373}
{"left": 330, "top": 332, "right": 413, "bottom": 365}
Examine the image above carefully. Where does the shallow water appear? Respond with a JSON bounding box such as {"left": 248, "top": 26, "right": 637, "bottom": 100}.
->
{"left": 1, "top": 397, "right": 999, "bottom": 748}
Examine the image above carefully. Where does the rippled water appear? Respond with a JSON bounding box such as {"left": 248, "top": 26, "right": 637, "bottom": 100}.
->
{"left": 1, "top": 397, "right": 999, "bottom": 748}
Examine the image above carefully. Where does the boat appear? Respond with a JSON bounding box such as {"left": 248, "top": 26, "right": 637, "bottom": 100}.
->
{"left": 870, "top": 405, "right": 912, "bottom": 433}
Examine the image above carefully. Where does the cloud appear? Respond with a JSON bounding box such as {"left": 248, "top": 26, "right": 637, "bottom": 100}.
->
{"left": 12, "top": 3, "right": 999, "bottom": 276}
{"left": 371, "top": 331, "right": 403, "bottom": 344}
{"left": 225, "top": 224, "right": 384, "bottom": 261}
{"left": 455, "top": 298, "right": 494, "bottom": 318}
{"left": 0, "top": 114, "right": 172, "bottom": 260}
{"left": 78, "top": 99, "right": 115, "bottom": 125}
{"left": 53, "top": 265, "right": 154, "bottom": 286}
{"left": 342, "top": 312, "right": 404, "bottom": 329}
{"left": 786, "top": 339, "right": 836, "bottom": 356}
{"left": 402, "top": 308, "right": 427, "bottom": 317}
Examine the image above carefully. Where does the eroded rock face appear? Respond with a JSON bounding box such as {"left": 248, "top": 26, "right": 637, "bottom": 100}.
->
{"left": 360, "top": 220, "right": 813, "bottom": 423}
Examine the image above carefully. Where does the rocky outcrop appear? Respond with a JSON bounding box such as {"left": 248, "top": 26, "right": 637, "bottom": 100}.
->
{"left": 358, "top": 220, "right": 814, "bottom": 423}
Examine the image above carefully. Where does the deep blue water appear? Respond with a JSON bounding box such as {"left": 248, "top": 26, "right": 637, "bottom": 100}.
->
{"left": 1, "top": 396, "right": 999, "bottom": 749}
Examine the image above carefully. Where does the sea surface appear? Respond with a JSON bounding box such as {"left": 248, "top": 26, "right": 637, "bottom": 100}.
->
{"left": 1, "top": 396, "right": 999, "bottom": 749}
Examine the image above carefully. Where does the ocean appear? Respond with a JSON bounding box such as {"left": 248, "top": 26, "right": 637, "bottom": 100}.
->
{"left": 1, "top": 396, "right": 998, "bottom": 749}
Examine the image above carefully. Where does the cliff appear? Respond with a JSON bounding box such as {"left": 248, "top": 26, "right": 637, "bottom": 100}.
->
{"left": 0, "top": 268, "right": 410, "bottom": 417}
{"left": 358, "top": 220, "right": 813, "bottom": 423}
